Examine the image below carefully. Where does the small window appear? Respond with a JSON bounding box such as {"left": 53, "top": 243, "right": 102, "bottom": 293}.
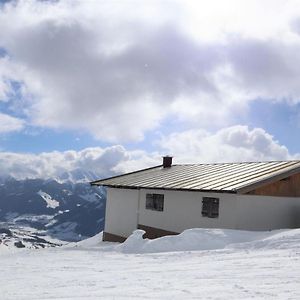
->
{"left": 146, "top": 193, "right": 164, "bottom": 211}
{"left": 202, "top": 197, "right": 219, "bottom": 218}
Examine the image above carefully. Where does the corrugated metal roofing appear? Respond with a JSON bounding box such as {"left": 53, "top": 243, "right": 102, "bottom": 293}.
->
{"left": 91, "top": 160, "right": 300, "bottom": 194}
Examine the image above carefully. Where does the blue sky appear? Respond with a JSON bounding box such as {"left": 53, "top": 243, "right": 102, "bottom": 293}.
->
{"left": 0, "top": 100, "right": 298, "bottom": 155}
{"left": 247, "top": 100, "right": 300, "bottom": 154}
{"left": 0, "top": 0, "right": 300, "bottom": 179}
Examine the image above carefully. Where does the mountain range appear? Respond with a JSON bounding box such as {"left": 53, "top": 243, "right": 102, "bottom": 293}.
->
{"left": 0, "top": 172, "right": 106, "bottom": 246}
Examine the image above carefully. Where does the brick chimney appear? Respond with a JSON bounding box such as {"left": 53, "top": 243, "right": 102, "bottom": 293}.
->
{"left": 163, "top": 156, "right": 173, "bottom": 168}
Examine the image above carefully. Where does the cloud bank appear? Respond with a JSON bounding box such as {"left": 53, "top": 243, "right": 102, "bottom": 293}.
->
{"left": 0, "top": 125, "right": 296, "bottom": 180}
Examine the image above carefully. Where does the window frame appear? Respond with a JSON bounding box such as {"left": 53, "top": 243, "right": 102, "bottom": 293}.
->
{"left": 145, "top": 193, "right": 164, "bottom": 212}
{"left": 201, "top": 197, "right": 219, "bottom": 218}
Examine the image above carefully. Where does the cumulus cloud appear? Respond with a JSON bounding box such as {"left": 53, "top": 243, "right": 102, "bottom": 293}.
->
{"left": 159, "top": 125, "right": 295, "bottom": 163}
{"left": 0, "top": 145, "right": 161, "bottom": 180}
{"left": 0, "top": 0, "right": 300, "bottom": 142}
{"left": 226, "top": 38, "right": 300, "bottom": 103}
{"left": 1, "top": 0, "right": 223, "bottom": 141}
{"left": 5, "top": 2, "right": 228, "bottom": 140}
{"left": 0, "top": 125, "right": 296, "bottom": 180}
{"left": 0, "top": 1, "right": 300, "bottom": 143}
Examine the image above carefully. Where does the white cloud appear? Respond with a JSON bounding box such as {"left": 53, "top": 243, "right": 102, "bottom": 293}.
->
{"left": 0, "top": 125, "right": 296, "bottom": 180}
{"left": 0, "top": 145, "right": 160, "bottom": 180}
{"left": 0, "top": 56, "right": 22, "bottom": 101}
{"left": 0, "top": 112, "right": 24, "bottom": 133}
{"left": 0, "top": 56, "right": 26, "bottom": 133}
{"left": 0, "top": 0, "right": 188, "bottom": 142}
{"left": 159, "top": 125, "right": 295, "bottom": 163}
{"left": 180, "top": 0, "right": 300, "bottom": 42}
{"left": 0, "top": 1, "right": 300, "bottom": 142}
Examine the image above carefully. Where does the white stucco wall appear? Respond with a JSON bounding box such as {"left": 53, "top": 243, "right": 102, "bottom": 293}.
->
{"left": 104, "top": 188, "right": 139, "bottom": 238}
{"left": 236, "top": 195, "right": 300, "bottom": 230}
{"left": 104, "top": 187, "right": 300, "bottom": 238}
{"left": 105, "top": 187, "right": 238, "bottom": 237}
{"left": 138, "top": 189, "right": 237, "bottom": 233}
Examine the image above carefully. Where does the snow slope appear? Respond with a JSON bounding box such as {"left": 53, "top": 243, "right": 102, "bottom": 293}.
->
{"left": 1, "top": 228, "right": 300, "bottom": 299}
{"left": 0, "top": 225, "right": 64, "bottom": 252}
{"left": 37, "top": 190, "right": 60, "bottom": 209}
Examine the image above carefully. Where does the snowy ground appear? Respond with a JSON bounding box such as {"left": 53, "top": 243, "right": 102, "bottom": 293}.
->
{"left": 1, "top": 228, "right": 300, "bottom": 299}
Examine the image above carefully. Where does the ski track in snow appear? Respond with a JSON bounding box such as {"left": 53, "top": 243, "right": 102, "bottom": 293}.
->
{"left": 1, "top": 229, "right": 300, "bottom": 299}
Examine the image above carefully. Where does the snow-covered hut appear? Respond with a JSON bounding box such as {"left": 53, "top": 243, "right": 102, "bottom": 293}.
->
{"left": 91, "top": 157, "right": 300, "bottom": 242}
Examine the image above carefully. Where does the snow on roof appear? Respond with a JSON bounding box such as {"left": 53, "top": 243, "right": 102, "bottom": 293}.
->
{"left": 91, "top": 160, "right": 300, "bottom": 193}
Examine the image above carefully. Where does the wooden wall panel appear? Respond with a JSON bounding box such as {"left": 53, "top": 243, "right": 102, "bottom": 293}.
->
{"left": 138, "top": 224, "right": 178, "bottom": 239}
{"left": 103, "top": 232, "right": 126, "bottom": 242}
{"left": 246, "top": 172, "right": 300, "bottom": 197}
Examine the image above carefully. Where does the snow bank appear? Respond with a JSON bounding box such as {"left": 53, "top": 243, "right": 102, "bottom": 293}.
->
{"left": 64, "top": 232, "right": 104, "bottom": 248}
{"left": 116, "top": 228, "right": 300, "bottom": 254}
{"left": 233, "top": 229, "right": 300, "bottom": 250}
{"left": 0, "top": 243, "right": 15, "bottom": 255}
{"left": 65, "top": 227, "right": 300, "bottom": 254}
{"left": 75, "top": 232, "right": 103, "bottom": 247}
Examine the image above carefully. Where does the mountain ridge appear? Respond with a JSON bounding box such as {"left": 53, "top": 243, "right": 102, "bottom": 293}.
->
{"left": 0, "top": 175, "right": 106, "bottom": 244}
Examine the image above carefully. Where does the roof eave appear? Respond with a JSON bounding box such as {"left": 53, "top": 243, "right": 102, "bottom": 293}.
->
{"left": 97, "top": 184, "right": 237, "bottom": 194}
{"left": 90, "top": 164, "right": 162, "bottom": 186}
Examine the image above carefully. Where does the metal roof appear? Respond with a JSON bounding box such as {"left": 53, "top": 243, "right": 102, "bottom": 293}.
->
{"left": 90, "top": 160, "right": 300, "bottom": 194}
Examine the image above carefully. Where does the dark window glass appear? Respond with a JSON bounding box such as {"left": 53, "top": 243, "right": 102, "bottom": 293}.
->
{"left": 146, "top": 193, "right": 164, "bottom": 211}
{"left": 202, "top": 197, "right": 219, "bottom": 218}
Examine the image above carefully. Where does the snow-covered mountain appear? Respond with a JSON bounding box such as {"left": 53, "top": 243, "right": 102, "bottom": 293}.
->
{"left": 53, "top": 169, "right": 104, "bottom": 184}
{"left": 0, "top": 175, "right": 106, "bottom": 243}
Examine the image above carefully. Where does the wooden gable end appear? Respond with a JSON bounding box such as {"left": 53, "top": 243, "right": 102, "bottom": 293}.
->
{"left": 246, "top": 172, "right": 300, "bottom": 197}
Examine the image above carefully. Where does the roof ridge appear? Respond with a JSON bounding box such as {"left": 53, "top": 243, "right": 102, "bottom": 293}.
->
{"left": 174, "top": 159, "right": 300, "bottom": 166}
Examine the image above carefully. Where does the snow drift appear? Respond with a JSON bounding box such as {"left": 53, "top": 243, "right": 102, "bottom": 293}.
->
{"left": 70, "top": 227, "right": 300, "bottom": 254}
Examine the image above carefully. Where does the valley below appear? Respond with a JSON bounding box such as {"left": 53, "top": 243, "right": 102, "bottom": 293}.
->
{"left": 0, "top": 175, "right": 106, "bottom": 249}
